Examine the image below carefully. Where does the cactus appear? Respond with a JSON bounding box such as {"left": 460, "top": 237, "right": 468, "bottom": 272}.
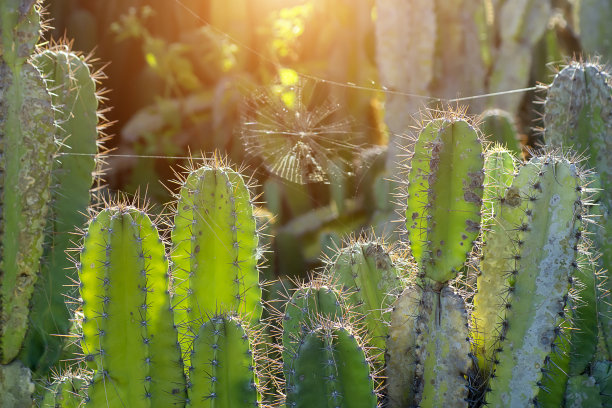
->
{"left": 285, "top": 321, "right": 377, "bottom": 408}
{"left": 487, "top": 0, "right": 551, "bottom": 112}
{"left": 404, "top": 115, "right": 484, "bottom": 283}
{"left": 543, "top": 61, "right": 612, "bottom": 357}
{"left": 78, "top": 205, "right": 185, "bottom": 406}
{"left": 188, "top": 314, "right": 261, "bottom": 408}
{"left": 21, "top": 45, "right": 101, "bottom": 374}
{"left": 0, "top": 0, "right": 56, "bottom": 367}
{"left": 326, "top": 238, "right": 404, "bottom": 360}
{"left": 279, "top": 277, "right": 349, "bottom": 378}
{"left": 479, "top": 110, "right": 522, "bottom": 156}
{"left": 482, "top": 155, "right": 585, "bottom": 407}
{"left": 565, "top": 375, "right": 603, "bottom": 408}
{"left": 171, "top": 159, "right": 262, "bottom": 364}
{"left": 34, "top": 372, "right": 87, "bottom": 408}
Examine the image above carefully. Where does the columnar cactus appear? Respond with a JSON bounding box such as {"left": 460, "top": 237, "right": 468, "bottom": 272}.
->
{"left": 326, "top": 239, "right": 403, "bottom": 359}
{"left": 404, "top": 115, "right": 484, "bottom": 283}
{"left": 78, "top": 205, "right": 186, "bottom": 407}
{"left": 279, "top": 276, "right": 349, "bottom": 378}
{"left": 543, "top": 61, "right": 612, "bottom": 359}
{"left": 387, "top": 113, "right": 483, "bottom": 408}
{"left": 22, "top": 45, "right": 101, "bottom": 374}
{"left": 188, "top": 314, "right": 261, "bottom": 408}
{"left": 479, "top": 110, "right": 522, "bottom": 156}
{"left": 171, "top": 159, "right": 262, "bottom": 362}
{"left": 0, "top": 0, "right": 55, "bottom": 366}
{"left": 482, "top": 155, "right": 585, "bottom": 407}
{"left": 285, "top": 321, "right": 377, "bottom": 408}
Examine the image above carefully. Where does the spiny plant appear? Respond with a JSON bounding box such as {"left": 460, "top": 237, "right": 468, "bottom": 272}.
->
{"left": 21, "top": 41, "right": 107, "bottom": 376}
{"left": 386, "top": 109, "right": 485, "bottom": 408}
{"left": 542, "top": 59, "right": 612, "bottom": 360}
{"left": 283, "top": 319, "right": 379, "bottom": 408}
{"left": 187, "top": 313, "right": 264, "bottom": 408}
{"left": 321, "top": 236, "right": 406, "bottom": 366}
{"left": 169, "top": 156, "right": 265, "bottom": 366}
{"left": 76, "top": 200, "right": 186, "bottom": 406}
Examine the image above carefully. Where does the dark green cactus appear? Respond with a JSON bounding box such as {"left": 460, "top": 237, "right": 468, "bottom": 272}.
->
{"left": 188, "top": 314, "right": 261, "bottom": 408}
{"left": 34, "top": 372, "right": 87, "bottom": 408}
{"left": 78, "top": 205, "right": 185, "bottom": 407}
{"left": 21, "top": 45, "right": 101, "bottom": 374}
{"left": 0, "top": 0, "right": 56, "bottom": 366}
{"left": 285, "top": 321, "right": 377, "bottom": 408}
{"left": 543, "top": 61, "right": 612, "bottom": 359}
{"left": 171, "top": 160, "right": 262, "bottom": 360}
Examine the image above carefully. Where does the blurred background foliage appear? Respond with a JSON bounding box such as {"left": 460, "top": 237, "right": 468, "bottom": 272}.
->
{"left": 43, "top": 0, "right": 605, "bottom": 278}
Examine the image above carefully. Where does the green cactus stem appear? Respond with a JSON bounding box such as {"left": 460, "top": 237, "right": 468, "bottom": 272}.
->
{"left": 35, "top": 372, "right": 87, "bottom": 408}
{"left": 543, "top": 61, "right": 612, "bottom": 358}
{"left": 285, "top": 321, "right": 377, "bottom": 408}
{"left": 484, "top": 156, "right": 584, "bottom": 407}
{"left": 79, "top": 206, "right": 185, "bottom": 407}
{"left": 481, "top": 144, "right": 517, "bottom": 233}
{"left": 280, "top": 277, "right": 348, "bottom": 379}
{"left": 405, "top": 115, "right": 484, "bottom": 283}
{"left": 574, "top": 0, "right": 612, "bottom": 63}
{"left": 188, "top": 314, "right": 261, "bottom": 408}
{"left": 0, "top": 0, "right": 55, "bottom": 364}
{"left": 326, "top": 239, "right": 403, "bottom": 360}
{"left": 386, "top": 284, "right": 471, "bottom": 408}
{"left": 21, "top": 46, "right": 100, "bottom": 374}
{"left": 565, "top": 375, "right": 603, "bottom": 408}
{"left": 171, "top": 161, "right": 262, "bottom": 363}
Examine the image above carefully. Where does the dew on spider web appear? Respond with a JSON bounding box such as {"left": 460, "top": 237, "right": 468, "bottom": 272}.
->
{"left": 241, "top": 79, "right": 359, "bottom": 185}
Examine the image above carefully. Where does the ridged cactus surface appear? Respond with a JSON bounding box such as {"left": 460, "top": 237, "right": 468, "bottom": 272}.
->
{"left": 171, "top": 163, "right": 262, "bottom": 359}
{"left": 405, "top": 116, "right": 484, "bottom": 283}
{"left": 188, "top": 314, "right": 260, "bottom": 408}
{"left": 0, "top": 0, "right": 56, "bottom": 365}
{"left": 327, "top": 240, "right": 402, "bottom": 358}
{"left": 285, "top": 322, "right": 377, "bottom": 408}
{"left": 79, "top": 206, "right": 185, "bottom": 407}
{"left": 484, "top": 156, "right": 584, "bottom": 407}
{"left": 22, "top": 47, "right": 99, "bottom": 374}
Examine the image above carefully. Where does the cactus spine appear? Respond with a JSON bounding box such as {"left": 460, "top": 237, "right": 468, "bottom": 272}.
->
{"left": 479, "top": 110, "right": 522, "bottom": 156}
{"left": 21, "top": 46, "right": 101, "bottom": 374}
{"left": 188, "top": 314, "right": 260, "bottom": 408}
{"left": 171, "top": 161, "right": 262, "bottom": 360}
{"left": 78, "top": 206, "right": 185, "bottom": 407}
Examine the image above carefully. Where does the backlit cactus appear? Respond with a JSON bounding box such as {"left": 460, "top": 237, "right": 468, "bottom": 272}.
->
{"left": 78, "top": 205, "right": 186, "bottom": 407}
{"left": 325, "top": 239, "right": 403, "bottom": 359}
{"left": 404, "top": 115, "right": 484, "bottom": 283}
{"left": 22, "top": 45, "right": 101, "bottom": 374}
{"left": 171, "top": 160, "right": 262, "bottom": 361}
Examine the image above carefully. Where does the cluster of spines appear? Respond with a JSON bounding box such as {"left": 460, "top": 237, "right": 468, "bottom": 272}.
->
{"left": 33, "top": 370, "right": 88, "bottom": 408}
{"left": 77, "top": 203, "right": 185, "bottom": 407}
{"left": 170, "top": 157, "right": 264, "bottom": 366}
{"left": 187, "top": 313, "right": 263, "bottom": 408}
{"left": 479, "top": 153, "right": 588, "bottom": 406}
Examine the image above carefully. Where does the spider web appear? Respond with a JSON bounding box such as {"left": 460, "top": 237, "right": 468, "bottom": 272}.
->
{"left": 241, "top": 79, "right": 360, "bottom": 184}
